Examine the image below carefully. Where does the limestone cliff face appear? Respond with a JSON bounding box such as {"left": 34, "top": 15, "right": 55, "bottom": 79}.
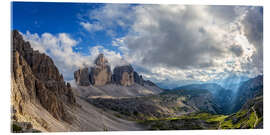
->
{"left": 11, "top": 30, "right": 76, "bottom": 122}
{"left": 89, "top": 54, "right": 112, "bottom": 86}
{"left": 73, "top": 54, "right": 159, "bottom": 87}
{"left": 112, "top": 65, "right": 135, "bottom": 86}
{"left": 74, "top": 67, "right": 90, "bottom": 86}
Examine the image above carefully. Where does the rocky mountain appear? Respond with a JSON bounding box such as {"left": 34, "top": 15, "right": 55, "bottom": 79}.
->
{"left": 74, "top": 54, "right": 159, "bottom": 88}
{"left": 12, "top": 30, "right": 77, "bottom": 122}
{"left": 231, "top": 75, "right": 263, "bottom": 113}
{"left": 134, "top": 71, "right": 144, "bottom": 85}
{"left": 74, "top": 68, "right": 90, "bottom": 86}
{"left": 11, "top": 30, "right": 145, "bottom": 132}
{"left": 11, "top": 30, "right": 79, "bottom": 132}
{"left": 174, "top": 83, "right": 226, "bottom": 94}
{"left": 89, "top": 54, "right": 112, "bottom": 86}
{"left": 217, "top": 74, "right": 249, "bottom": 92}
{"left": 112, "top": 65, "right": 134, "bottom": 86}
{"left": 174, "top": 83, "right": 233, "bottom": 114}
{"left": 174, "top": 76, "right": 263, "bottom": 115}
{"left": 73, "top": 54, "right": 163, "bottom": 98}
{"left": 161, "top": 89, "right": 221, "bottom": 114}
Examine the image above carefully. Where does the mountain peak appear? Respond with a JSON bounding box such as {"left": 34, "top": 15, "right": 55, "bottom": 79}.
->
{"left": 94, "top": 53, "right": 108, "bottom": 67}
{"left": 74, "top": 54, "right": 157, "bottom": 87}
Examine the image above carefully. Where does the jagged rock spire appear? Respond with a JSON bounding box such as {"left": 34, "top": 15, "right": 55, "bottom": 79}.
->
{"left": 90, "top": 54, "right": 112, "bottom": 86}
{"left": 74, "top": 53, "right": 154, "bottom": 87}
{"left": 112, "top": 65, "right": 134, "bottom": 86}
{"left": 95, "top": 53, "right": 108, "bottom": 67}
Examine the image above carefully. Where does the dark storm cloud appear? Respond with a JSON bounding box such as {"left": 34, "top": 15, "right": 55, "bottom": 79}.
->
{"left": 242, "top": 7, "right": 263, "bottom": 73}
{"left": 124, "top": 5, "right": 227, "bottom": 70}
{"left": 230, "top": 45, "right": 243, "bottom": 57}
{"left": 87, "top": 4, "right": 263, "bottom": 86}
{"left": 242, "top": 7, "right": 263, "bottom": 49}
{"left": 206, "top": 5, "right": 238, "bottom": 23}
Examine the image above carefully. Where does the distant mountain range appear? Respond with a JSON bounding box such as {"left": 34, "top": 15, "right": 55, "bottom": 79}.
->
{"left": 171, "top": 76, "right": 263, "bottom": 114}
{"left": 217, "top": 74, "right": 249, "bottom": 92}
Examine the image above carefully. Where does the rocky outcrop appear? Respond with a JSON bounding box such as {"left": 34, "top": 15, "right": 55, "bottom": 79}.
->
{"left": 112, "top": 65, "right": 134, "bottom": 86}
{"left": 144, "top": 80, "right": 158, "bottom": 87}
{"left": 89, "top": 54, "right": 112, "bottom": 86}
{"left": 11, "top": 30, "right": 76, "bottom": 123}
{"left": 73, "top": 54, "right": 159, "bottom": 88}
{"left": 74, "top": 67, "right": 90, "bottom": 86}
{"left": 232, "top": 75, "right": 263, "bottom": 113}
{"left": 134, "top": 72, "right": 144, "bottom": 86}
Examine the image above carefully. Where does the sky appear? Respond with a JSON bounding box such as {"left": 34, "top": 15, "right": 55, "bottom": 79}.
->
{"left": 12, "top": 2, "right": 263, "bottom": 89}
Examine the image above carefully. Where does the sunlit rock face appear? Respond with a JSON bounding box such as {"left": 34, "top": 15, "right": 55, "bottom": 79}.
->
{"left": 89, "top": 54, "right": 112, "bottom": 86}
{"left": 112, "top": 65, "right": 134, "bottom": 86}
{"left": 12, "top": 30, "right": 76, "bottom": 122}
{"left": 73, "top": 54, "right": 156, "bottom": 87}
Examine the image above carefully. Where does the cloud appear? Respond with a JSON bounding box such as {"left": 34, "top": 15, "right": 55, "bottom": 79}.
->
{"left": 22, "top": 4, "right": 263, "bottom": 88}
{"left": 118, "top": 5, "right": 227, "bottom": 69}
{"left": 230, "top": 45, "right": 243, "bottom": 57}
{"left": 79, "top": 4, "right": 135, "bottom": 36}
{"left": 88, "top": 45, "right": 128, "bottom": 70}
{"left": 241, "top": 7, "right": 263, "bottom": 74}
{"left": 242, "top": 7, "right": 263, "bottom": 48}
{"left": 22, "top": 31, "right": 126, "bottom": 80}
{"left": 80, "top": 22, "right": 103, "bottom": 32}
{"left": 107, "top": 5, "right": 262, "bottom": 85}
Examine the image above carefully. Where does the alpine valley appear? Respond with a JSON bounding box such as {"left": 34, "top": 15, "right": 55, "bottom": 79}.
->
{"left": 11, "top": 30, "right": 263, "bottom": 132}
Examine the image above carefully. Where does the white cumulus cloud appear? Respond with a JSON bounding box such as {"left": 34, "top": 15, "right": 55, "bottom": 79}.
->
{"left": 90, "top": 4, "right": 262, "bottom": 86}
{"left": 21, "top": 31, "right": 127, "bottom": 80}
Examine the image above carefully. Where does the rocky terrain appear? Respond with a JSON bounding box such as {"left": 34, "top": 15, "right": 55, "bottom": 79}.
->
{"left": 73, "top": 54, "right": 163, "bottom": 98}
{"left": 232, "top": 75, "right": 263, "bottom": 113}
{"left": 74, "top": 68, "right": 90, "bottom": 86}
{"left": 11, "top": 29, "right": 263, "bottom": 132}
{"left": 11, "top": 30, "right": 145, "bottom": 132}
{"left": 175, "top": 83, "right": 233, "bottom": 114}
{"left": 12, "top": 30, "right": 77, "bottom": 130}
{"left": 86, "top": 89, "right": 220, "bottom": 121}
{"left": 138, "top": 93, "right": 263, "bottom": 130}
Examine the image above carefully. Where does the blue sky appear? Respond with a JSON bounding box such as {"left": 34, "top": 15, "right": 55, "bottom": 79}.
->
{"left": 12, "top": 2, "right": 124, "bottom": 55}
{"left": 12, "top": 2, "right": 263, "bottom": 89}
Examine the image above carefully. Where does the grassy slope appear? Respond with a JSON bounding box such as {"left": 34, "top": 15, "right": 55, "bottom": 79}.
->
{"left": 138, "top": 112, "right": 226, "bottom": 130}
{"left": 137, "top": 82, "right": 263, "bottom": 130}
{"left": 139, "top": 105, "right": 262, "bottom": 130}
